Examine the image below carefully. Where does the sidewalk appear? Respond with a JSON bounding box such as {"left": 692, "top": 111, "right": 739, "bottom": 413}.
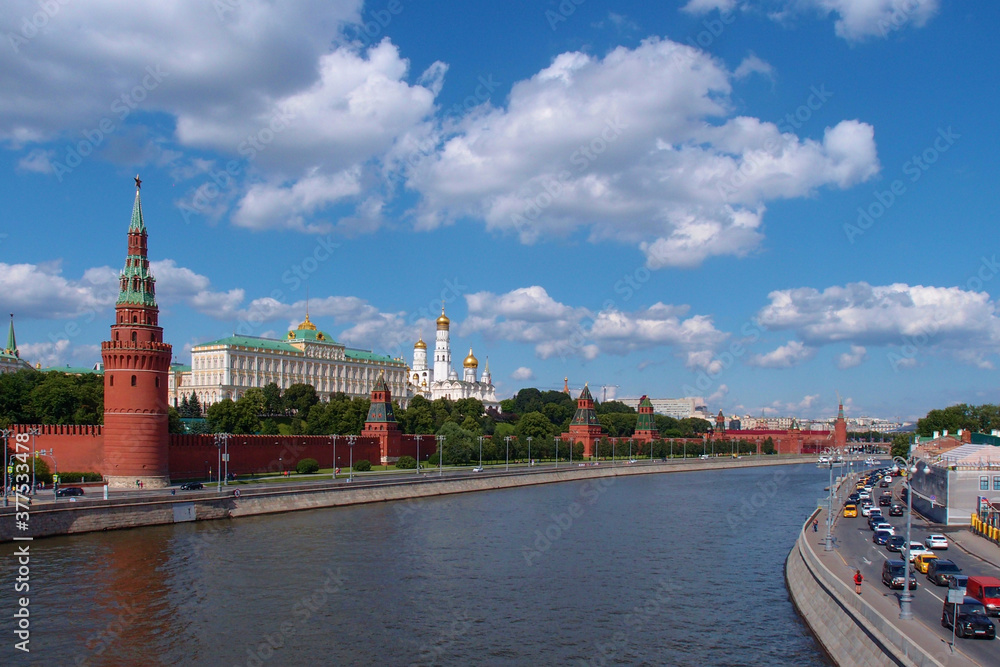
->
{"left": 948, "top": 529, "right": 1000, "bottom": 571}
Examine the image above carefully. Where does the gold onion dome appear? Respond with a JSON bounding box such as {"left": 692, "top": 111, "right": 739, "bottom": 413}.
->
{"left": 463, "top": 348, "right": 478, "bottom": 368}
{"left": 414, "top": 337, "right": 427, "bottom": 350}
{"left": 297, "top": 313, "right": 317, "bottom": 330}
{"left": 436, "top": 307, "right": 450, "bottom": 330}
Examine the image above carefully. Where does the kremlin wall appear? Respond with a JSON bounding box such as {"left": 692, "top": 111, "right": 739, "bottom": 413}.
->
{"left": 4, "top": 180, "right": 847, "bottom": 485}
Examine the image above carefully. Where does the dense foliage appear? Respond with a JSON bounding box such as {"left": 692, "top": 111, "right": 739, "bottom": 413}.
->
{"left": 296, "top": 458, "right": 320, "bottom": 474}
{"left": 353, "top": 459, "right": 371, "bottom": 472}
{"left": 0, "top": 370, "right": 103, "bottom": 427}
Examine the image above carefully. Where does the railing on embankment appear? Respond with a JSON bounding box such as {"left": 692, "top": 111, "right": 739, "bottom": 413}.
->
{"left": 0, "top": 455, "right": 811, "bottom": 543}
{"left": 970, "top": 513, "right": 1000, "bottom": 546}
{"left": 785, "top": 476, "right": 944, "bottom": 667}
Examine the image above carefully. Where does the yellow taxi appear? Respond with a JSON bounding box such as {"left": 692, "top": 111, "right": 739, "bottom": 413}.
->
{"left": 843, "top": 503, "right": 858, "bottom": 518}
{"left": 914, "top": 553, "right": 938, "bottom": 574}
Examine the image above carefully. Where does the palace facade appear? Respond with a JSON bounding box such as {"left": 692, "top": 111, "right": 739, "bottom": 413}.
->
{"left": 167, "top": 314, "right": 410, "bottom": 409}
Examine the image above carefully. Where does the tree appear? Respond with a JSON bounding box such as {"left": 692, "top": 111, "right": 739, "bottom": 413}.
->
{"left": 395, "top": 456, "right": 417, "bottom": 469}
{"left": 516, "top": 411, "right": 554, "bottom": 445}
{"left": 596, "top": 400, "right": 635, "bottom": 415}
{"left": 296, "top": 458, "right": 320, "bottom": 474}
{"left": 261, "top": 418, "right": 280, "bottom": 435}
{"left": 188, "top": 392, "right": 202, "bottom": 417}
{"left": 168, "top": 407, "right": 184, "bottom": 434}
{"left": 437, "top": 421, "right": 475, "bottom": 465}
{"left": 261, "top": 382, "right": 284, "bottom": 416}
{"left": 285, "top": 383, "right": 319, "bottom": 414}
{"left": 180, "top": 395, "right": 191, "bottom": 418}
{"left": 891, "top": 433, "right": 911, "bottom": 459}
{"left": 499, "top": 398, "right": 516, "bottom": 414}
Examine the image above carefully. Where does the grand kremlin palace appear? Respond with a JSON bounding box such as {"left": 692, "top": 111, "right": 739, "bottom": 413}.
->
{"left": 167, "top": 314, "right": 412, "bottom": 409}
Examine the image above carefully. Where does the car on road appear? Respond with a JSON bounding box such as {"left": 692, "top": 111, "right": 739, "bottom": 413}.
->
{"left": 843, "top": 503, "right": 858, "bottom": 518}
{"left": 861, "top": 504, "right": 876, "bottom": 517}
{"left": 925, "top": 534, "right": 949, "bottom": 550}
{"left": 942, "top": 597, "right": 996, "bottom": 639}
{"left": 907, "top": 543, "right": 932, "bottom": 561}
{"left": 867, "top": 513, "right": 885, "bottom": 529}
{"left": 858, "top": 490, "right": 871, "bottom": 501}
{"left": 472, "top": 467, "right": 484, "bottom": 473}
{"left": 882, "top": 559, "right": 918, "bottom": 590}
{"left": 966, "top": 576, "right": 1000, "bottom": 616}
{"left": 873, "top": 522, "right": 895, "bottom": 535}
{"left": 848, "top": 492, "right": 861, "bottom": 503}
{"left": 914, "top": 553, "right": 938, "bottom": 574}
{"left": 56, "top": 487, "right": 85, "bottom": 497}
{"left": 873, "top": 530, "right": 893, "bottom": 545}
{"left": 889, "top": 504, "right": 904, "bottom": 517}
{"left": 879, "top": 494, "right": 891, "bottom": 506}
{"left": 926, "top": 559, "right": 962, "bottom": 586}
{"left": 879, "top": 479, "right": 889, "bottom": 487}
{"left": 886, "top": 536, "right": 907, "bottom": 553}
{"left": 180, "top": 482, "right": 204, "bottom": 490}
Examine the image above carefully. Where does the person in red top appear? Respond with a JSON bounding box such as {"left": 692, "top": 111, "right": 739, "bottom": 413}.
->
{"left": 854, "top": 569, "right": 863, "bottom": 595}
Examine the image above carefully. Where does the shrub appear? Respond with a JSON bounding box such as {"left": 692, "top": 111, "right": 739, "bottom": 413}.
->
{"left": 53, "top": 471, "right": 102, "bottom": 483}
{"left": 353, "top": 459, "right": 371, "bottom": 472}
{"left": 296, "top": 458, "right": 320, "bottom": 474}
{"left": 395, "top": 456, "right": 417, "bottom": 469}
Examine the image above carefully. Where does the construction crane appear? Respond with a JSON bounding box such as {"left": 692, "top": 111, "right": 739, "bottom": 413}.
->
{"left": 599, "top": 384, "right": 620, "bottom": 403}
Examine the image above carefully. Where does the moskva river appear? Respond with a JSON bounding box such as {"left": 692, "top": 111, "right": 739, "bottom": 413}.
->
{"left": 2, "top": 463, "right": 831, "bottom": 665}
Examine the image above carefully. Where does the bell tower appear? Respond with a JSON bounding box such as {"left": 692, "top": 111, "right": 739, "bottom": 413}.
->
{"left": 100, "top": 176, "right": 173, "bottom": 488}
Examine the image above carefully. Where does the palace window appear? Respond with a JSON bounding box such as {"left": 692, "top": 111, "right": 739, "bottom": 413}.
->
{"left": 981, "top": 476, "right": 990, "bottom": 491}
{"left": 994, "top": 476, "right": 1000, "bottom": 491}
{"left": 131, "top": 375, "right": 137, "bottom": 387}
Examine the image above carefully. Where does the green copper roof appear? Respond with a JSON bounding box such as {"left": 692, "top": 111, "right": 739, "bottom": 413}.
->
{"left": 571, "top": 385, "right": 600, "bottom": 426}
{"left": 194, "top": 336, "right": 301, "bottom": 353}
{"left": 5, "top": 314, "right": 17, "bottom": 357}
{"left": 171, "top": 364, "right": 192, "bottom": 373}
{"left": 116, "top": 186, "right": 158, "bottom": 307}
{"left": 345, "top": 349, "right": 396, "bottom": 363}
{"left": 365, "top": 374, "right": 397, "bottom": 423}
{"left": 635, "top": 396, "right": 657, "bottom": 433}
{"left": 639, "top": 396, "right": 653, "bottom": 410}
{"left": 130, "top": 187, "right": 145, "bottom": 233}
{"left": 287, "top": 327, "right": 338, "bottom": 344}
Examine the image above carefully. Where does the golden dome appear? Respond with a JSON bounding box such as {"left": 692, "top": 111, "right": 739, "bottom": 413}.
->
{"left": 436, "top": 306, "right": 450, "bottom": 330}
{"left": 297, "top": 313, "right": 317, "bottom": 330}
{"left": 414, "top": 337, "right": 427, "bottom": 350}
{"left": 463, "top": 348, "right": 478, "bottom": 368}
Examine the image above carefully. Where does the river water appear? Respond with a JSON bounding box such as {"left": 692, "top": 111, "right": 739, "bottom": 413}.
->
{"left": 2, "top": 463, "right": 831, "bottom": 666}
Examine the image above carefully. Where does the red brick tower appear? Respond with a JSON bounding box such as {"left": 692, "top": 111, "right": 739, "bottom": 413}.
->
{"left": 566, "top": 383, "right": 604, "bottom": 458}
{"left": 633, "top": 395, "right": 659, "bottom": 444}
{"left": 715, "top": 409, "right": 726, "bottom": 436}
{"left": 101, "top": 176, "right": 173, "bottom": 488}
{"left": 835, "top": 402, "right": 847, "bottom": 451}
{"left": 362, "top": 373, "right": 402, "bottom": 464}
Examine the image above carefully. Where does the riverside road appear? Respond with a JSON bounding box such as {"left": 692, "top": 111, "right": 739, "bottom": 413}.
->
{"left": 829, "top": 467, "right": 1000, "bottom": 666}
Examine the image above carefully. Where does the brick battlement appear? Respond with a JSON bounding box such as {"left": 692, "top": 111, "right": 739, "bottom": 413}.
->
{"left": 8, "top": 423, "right": 103, "bottom": 436}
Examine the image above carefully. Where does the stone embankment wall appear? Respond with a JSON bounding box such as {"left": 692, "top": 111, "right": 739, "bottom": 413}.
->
{"left": 1, "top": 456, "right": 805, "bottom": 542}
{"left": 785, "top": 509, "right": 943, "bottom": 666}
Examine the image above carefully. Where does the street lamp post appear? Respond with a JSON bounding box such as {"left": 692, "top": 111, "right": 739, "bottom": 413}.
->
{"left": 822, "top": 446, "right": 838, "bottom": 552}
{"left": 554, "top": 437, "right": 559, "bottom": 468}
{"left": 414, "top": 434, "right": 421, "bottom": 474}
{"left": 893, "top": 455, "right": 918, "bottom": 620}
{"left": 478, "top": 436, "right": 484, "bottom": 469}
{"left": 527, "top": 436, "right": 532, "bottom": 468}
{"left": 504, "top": 436, "right": 511, "bottom": 472}
{"left": 612, "top": 439, "right": 616, "bottom": 466}
{"left": 347, "top": 435, "right": 356, "bottom": 482}
{"left": 331, "top": 435, "right": 338, "bottom": 479}
{"left": 436, "top": 435, "right": 444, "bottom": 476}
{"left": 1, "top": 429, "right": 11, "bottom": 507}
{"left": 213, "top": 433, "right": 229, "bottom": 493}
{"left": 628, "top": 438, "right": 632, "bottom": 462}
{"left": 28, "top": 427, "right": 40, "bottom": 493}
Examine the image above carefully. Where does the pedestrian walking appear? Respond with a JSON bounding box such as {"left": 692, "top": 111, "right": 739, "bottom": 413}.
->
{"left": 853, "top": 569, "right": 863, "bottom": 595}
{"left": 813, "top": 519, "right": 819, "bottom": 532}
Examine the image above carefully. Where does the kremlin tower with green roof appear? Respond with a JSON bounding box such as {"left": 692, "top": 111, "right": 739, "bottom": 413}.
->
{"left": 100, "top": 176, "right": 173, "bottom": 488}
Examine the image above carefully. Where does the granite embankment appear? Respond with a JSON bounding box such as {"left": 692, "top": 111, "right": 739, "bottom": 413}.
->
{"left": 1, "top": 456, "right": 809, "bottom": 542}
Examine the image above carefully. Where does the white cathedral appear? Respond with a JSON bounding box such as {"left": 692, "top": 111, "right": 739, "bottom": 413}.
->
{"left": 409, "top": 306, "right": 499, "bottom": 410}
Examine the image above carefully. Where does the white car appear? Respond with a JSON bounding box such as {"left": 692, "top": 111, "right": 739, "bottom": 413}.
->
{"left": 472, "top": 467, "right": 484, "bottom": 473}
{"left": 906, "top": 543, "right": 932, "bottom": 561}
{"left": 873, "top": 522, "right": 895, "bottom": 535}
{"left": 861, "top": 504, "right": 876, "bottom": 517}
{"left": 925, "top": 534, "right": 949, "bottom": 550}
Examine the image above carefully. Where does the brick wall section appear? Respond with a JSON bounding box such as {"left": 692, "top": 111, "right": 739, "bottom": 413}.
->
{"left": 7, "top": 424, "right": 104, "bottom": 473}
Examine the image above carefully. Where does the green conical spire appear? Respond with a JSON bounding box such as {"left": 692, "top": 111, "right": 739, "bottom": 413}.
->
{"left": 130, "top": 175, "right": 146, "bottom": 233}
{"left": 5, "top": 313, "right": 17, "bottom": 357}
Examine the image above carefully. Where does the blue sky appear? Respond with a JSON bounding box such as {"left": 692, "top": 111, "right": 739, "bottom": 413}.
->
{"left": 1, "top": 0, "right": 996, "bottom": 421}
